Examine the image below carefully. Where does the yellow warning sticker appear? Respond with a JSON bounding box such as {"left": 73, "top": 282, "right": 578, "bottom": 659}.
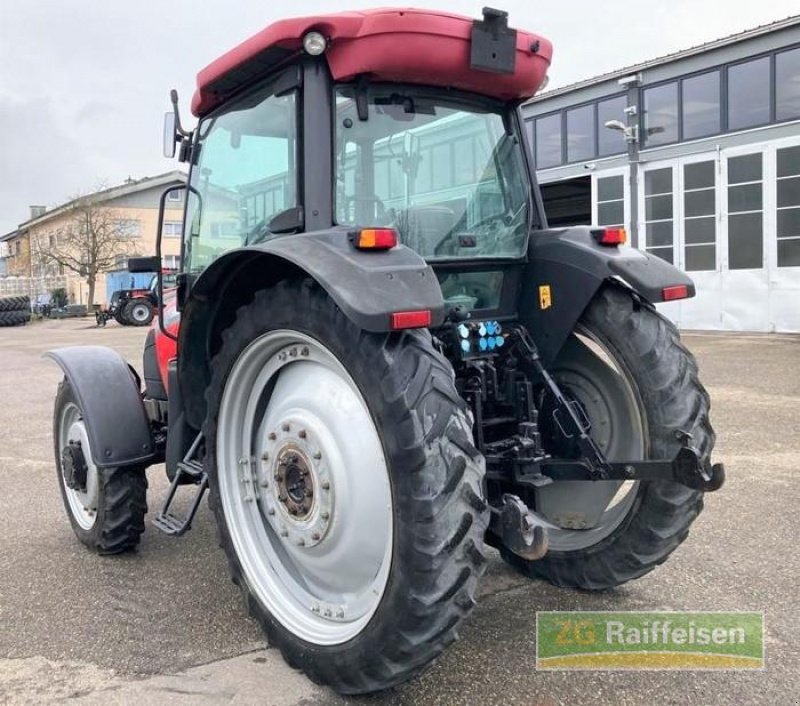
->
{"left": 539, "top": 285, "right": 552, "bottom": 310}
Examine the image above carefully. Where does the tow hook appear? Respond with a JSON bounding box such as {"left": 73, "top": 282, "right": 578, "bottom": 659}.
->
{"left": 493, "top": 494, "right": 549, "bottom": 560}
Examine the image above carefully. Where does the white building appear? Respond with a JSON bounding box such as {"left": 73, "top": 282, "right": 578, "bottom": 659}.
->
{"left": 523, "top": 16, "right": 800, "bottom": 332}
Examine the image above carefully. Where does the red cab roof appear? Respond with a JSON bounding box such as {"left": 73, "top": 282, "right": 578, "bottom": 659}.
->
{"left": 191, "top": 8, "right": 552, "bottom": 117}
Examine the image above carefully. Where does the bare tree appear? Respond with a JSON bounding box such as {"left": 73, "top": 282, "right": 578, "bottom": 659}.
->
{"left": 32, "top": 196, "right": 137, "bottom": 307}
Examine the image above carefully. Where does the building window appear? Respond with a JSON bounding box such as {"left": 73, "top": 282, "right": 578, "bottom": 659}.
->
{"left": 683, "top": 161, "right": 716, "bottom": 271}
{"left": 116, "top": 218, "right": 141, "bottom": 238}
{"left": 727, "top": 57, "right": 770, "bottom": 131}
{"left": 597, "top": 95, "right": 627, "bottom": 157}
{"left": 167, "top": 190, "right": 183, "bottom": 202}
{"left": 535, "top": 113, "right": 562, "bottom": 168}
{"left": 727, "top": 153, "right": 763, "bottom": 270}
{"left": 776, "top": 47, "right": 800, "bottom": 122}
{"left": 162, "top": 254, "right": 181, "bottom": 269}
{"left": 682, "top": 71, "right": 720, "bottom": 140}
{"left": 777, "top": 145, "right": 800, "bottom": 267}
{"left": 596, "top": 175, "right": 625, "bottom": 228}
{"left": 644, "top": 168, "right": 673, "bottom": 263}
{"left": 566, "top": 104, "right": 595, "bottom": 163}
{"left": 643, "top": 82, "right": 678, "bottom": 146}
{"left": 163, "top": 221, "right": 182, "bottom": 237}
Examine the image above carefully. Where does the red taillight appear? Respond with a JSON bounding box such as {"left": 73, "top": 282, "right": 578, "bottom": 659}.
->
{"left": 592, "top": 227, "right": 627, "bottom": 246}
{"left": 390, "top": 310, "right": 432, "bottom": 330}
{"left": 353, "top": 228, "right": 398, "bottom": 250}
{"left": 662, "top": 284, "right": 689, "bottom": 301}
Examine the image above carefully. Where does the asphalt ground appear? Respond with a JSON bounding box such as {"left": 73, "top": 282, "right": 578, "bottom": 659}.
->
{"left": 0, "top": 318, "right": 798, "bottom": 705}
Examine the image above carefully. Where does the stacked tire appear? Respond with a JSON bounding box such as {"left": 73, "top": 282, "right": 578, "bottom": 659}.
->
{"left": 0, "top": 296, "right": 31, "bottom": 327}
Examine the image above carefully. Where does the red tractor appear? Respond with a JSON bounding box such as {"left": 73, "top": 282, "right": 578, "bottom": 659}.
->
{"left": 47, "top": 8, "right": 724, "bottom": 694}
{"left": 97, "top": 271, "right": 177, "bottom": 327}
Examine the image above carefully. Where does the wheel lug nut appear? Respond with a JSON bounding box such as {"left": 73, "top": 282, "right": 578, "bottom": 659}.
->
{"left": 313, "top": 451, "right": 322, "bottom": 460}
{"left": 311, "top": 532, "right": 321, "bottom": 541}
{"left": 336, "top": 608, "right": 344, "bottom": 619}
{"left": 311, "top": 604, "right": 320, "bottom": 613}
{"left": 267, "top": 507, "right": 275, "bottom": 516}
{"left": 279, "top": 492, "right": 288, "bottom": 501}
{"left": 282, "top": 423, "right": 290, "bottom": 432}
{"left": 290, "top": 348, "right": 298, "bottom": 357}
{"left": 304, "top": 488, "right": 312, "bottom": 497}
{"left": 261, "top": 452, "right": 269, "bottom": 461}
{"left": 301, "top": 346, "right": 309, "bottom": 357}
{"left": 280, "top": 528, "right": 288, "bottom": 537}
{"left": 321, "top": 511, "right": 330, "bottom": 520}
{"left": 268, "top": 432, "right": 276, "bottom": 441}
{"left": 298, "top": 429, "right": 307, "bottom": 439}
{"left": 297, "top": 538, "right": 305, "bottom": 546}
{"left": 321, "top": 480, "right": 330, "bottom": 490}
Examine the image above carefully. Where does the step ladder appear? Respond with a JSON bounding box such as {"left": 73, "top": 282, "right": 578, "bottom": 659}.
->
{"left": 152, "top": 433, "right": 208, "bottom": 536}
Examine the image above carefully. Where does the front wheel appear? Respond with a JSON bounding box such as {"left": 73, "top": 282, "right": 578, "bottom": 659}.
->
{"left": 54, "top": 379, "right": 148, "bottom": 553}
{"left": 502, "top": 285, "right": 713, "bottom": 590}
{"left": 204, "top": 280, "right": 488, "bottom": 694}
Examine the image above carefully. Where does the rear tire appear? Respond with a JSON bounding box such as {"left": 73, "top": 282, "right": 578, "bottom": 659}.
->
{"left": 0, "top": 295, "right": 30, "bottom": 312}
{"left": 54, "top": 379, "right": 148, "bottom": 554}
{"left": 204, "top": 279, "right": 488, "bottom": 694}
{"left": 501, "top": 285, "right": 712, "bottom": 590}
{"left": 124, "top": 299, "right": 154, "bottom": 326}
{"left": 0, "top": 310, "right": 30, "bottom": 326}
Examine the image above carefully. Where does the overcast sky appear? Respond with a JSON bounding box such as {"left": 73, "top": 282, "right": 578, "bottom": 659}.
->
{"left": 1, "top": 0, "right": 798, "bottom": 235}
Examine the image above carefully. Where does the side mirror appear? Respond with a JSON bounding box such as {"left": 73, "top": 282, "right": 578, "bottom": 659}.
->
{"left": 128, "top": 256, "right": 161, "bottom": 273}
{"left": 163, "top": 111, "right": 177, "bottom": 158}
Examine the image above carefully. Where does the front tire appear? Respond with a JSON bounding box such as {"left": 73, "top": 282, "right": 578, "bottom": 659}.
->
{"left": 204, "top": 280, "right": 488, "bottom": 694}
{"left": 502, "top": 285, "right": 713, "bottom": 590}
{"left": 54, "top": 379, "right": 148, "bottom": 554}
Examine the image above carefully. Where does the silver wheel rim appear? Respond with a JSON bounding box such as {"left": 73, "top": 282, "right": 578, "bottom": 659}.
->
{"left": 131, "top": 304, "right": 149, "bottom": 322}
{"left": 536, "top": 329, "right": 645, "bottom": 552}
{"left": 217, "top": 330, "right": 393, "bottom": 645}
{"left": 58, "top": 402, "right": 99, "bottom": 530}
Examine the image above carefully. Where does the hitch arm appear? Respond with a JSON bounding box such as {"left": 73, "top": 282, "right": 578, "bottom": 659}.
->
{"left": 510, "top": 326, "right": 611, "bottom": 478}
{"left": 538, "top": 446, "right": 725, "bottom": 492}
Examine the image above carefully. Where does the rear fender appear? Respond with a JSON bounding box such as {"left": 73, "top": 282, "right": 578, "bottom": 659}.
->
{"left": 520, "top": 226, "right": 695, "bottom": 365}
{"left": 178, "top": 229, "right": 444, "bottom": 428}
{"left": 45, "top": 346, "right": 156, "bottom": 468}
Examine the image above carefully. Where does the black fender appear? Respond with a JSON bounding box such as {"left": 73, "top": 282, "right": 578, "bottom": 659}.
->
{"left": 520, "top": 226, "right": 696, "bottom": 365}
{"left": 45, "top": 346, "right": 156, "bottom": 468}
{"left": 178, "top": 228, "right": 444, "bottom": 429}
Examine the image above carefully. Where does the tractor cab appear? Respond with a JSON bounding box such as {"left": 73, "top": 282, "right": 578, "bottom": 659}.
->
{"left": 167, "top": 7, "right": 551, "bottom": 321}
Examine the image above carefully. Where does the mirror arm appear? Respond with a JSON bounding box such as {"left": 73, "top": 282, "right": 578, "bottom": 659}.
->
{"left": 170, "top": 89, "right": 192, "bottom": 137}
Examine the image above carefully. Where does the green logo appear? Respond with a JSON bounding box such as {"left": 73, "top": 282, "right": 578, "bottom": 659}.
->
{"left": 536, "top": 612, "right": 764, "bottom": 670}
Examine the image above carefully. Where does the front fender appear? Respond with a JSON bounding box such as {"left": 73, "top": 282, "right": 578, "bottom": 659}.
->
{"left": 520, "top": 227, "right": 695, "bottom": 365}
{"left": 178, "top": 229, "right": 444, "bottom": 428}
{"left": 45, "top": 346, "right": 156, "bottom": 468}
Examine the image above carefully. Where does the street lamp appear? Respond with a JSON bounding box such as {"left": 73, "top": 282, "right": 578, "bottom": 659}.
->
{"left": 604, "top": 119, "right": 639, "bottom": 144}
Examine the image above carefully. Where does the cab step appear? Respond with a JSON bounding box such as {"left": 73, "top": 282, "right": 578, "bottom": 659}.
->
{"left": 152, "top": 434, "right": 208, "bottom": 536}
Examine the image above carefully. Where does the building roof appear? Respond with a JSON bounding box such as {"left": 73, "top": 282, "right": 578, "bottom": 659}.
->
{"left": 0, "top": 229, "right": 18, "bottom": 243}
{"left": 527, "top": 13, "right": 800, "bottom": 104}
{"left": 16, "top": 170, "right": 187, "bottom": 231}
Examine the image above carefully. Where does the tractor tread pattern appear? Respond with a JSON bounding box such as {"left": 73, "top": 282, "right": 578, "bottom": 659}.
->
{"left": 203, "top": 279, "right": 489, "bottom": 695}
{"left": 0, "top": 295, "right": 30, "bottom": 313}
{"left": 0, "top": 309, "right": 31, "bottom": 327}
